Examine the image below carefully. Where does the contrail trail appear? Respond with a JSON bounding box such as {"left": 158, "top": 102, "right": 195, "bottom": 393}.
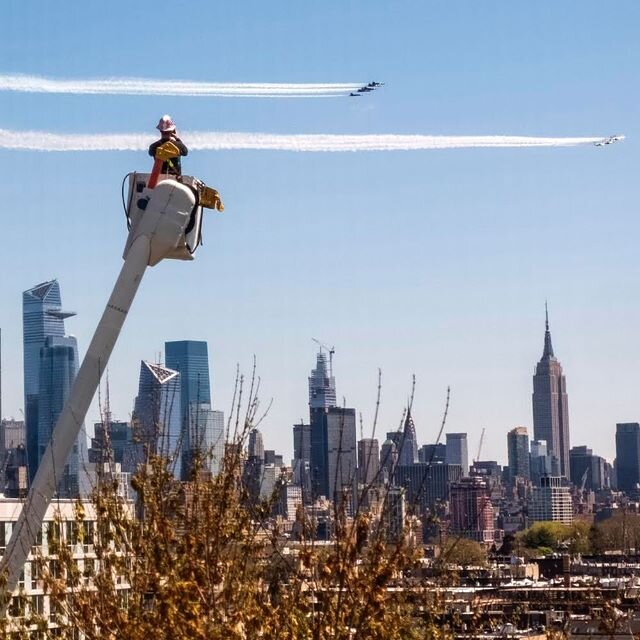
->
{"left": 0, "top": 128, "right": 614, "bottom": 153}
{"left": 0, "top": 74, "right": 365, "bottom": 97}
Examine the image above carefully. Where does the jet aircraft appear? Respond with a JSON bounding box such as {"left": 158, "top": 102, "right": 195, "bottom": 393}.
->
{"left": 594, "top": 135, "right": 625, "bottom": 146}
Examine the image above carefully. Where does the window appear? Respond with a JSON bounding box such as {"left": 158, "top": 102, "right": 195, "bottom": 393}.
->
{"left": 31, "top": 594, "right": 44, "bottom": 617}
{"left": 9, "top": 595, "right": 25, "bottom": 618}
{"left": 31, "top": 528, "right": 43, "bottom": 555}
{"left": 31, "top": 559, "right": 43, "bottom": 589}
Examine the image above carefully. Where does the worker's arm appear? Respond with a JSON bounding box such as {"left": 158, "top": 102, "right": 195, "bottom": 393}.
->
{"left": 148, "top": 140, "right": 162, "bottom": 157}
{"left": 172, "top": 137, "right": 188, "bottom": 157}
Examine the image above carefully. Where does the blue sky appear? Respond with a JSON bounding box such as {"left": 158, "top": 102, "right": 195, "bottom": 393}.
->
{"left": 1, "top": 1, "right": 638, "bottom": 464}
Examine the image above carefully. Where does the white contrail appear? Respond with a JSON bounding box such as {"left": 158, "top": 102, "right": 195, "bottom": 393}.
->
{"left": 0, "top": 129, "right": 614, "bottom": 153}
{"left": 0, "top": 74, "right": 365, "bottom": 97}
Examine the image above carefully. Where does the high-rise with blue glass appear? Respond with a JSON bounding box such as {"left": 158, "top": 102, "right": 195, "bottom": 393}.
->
{"left": 23, "top": 280, "right": 85, "bottom": 492}
{"left": 132, "top": 361, "right": 182, "bottom": 479}
{"left": 37, "top": 335, "right": 88, "bottom": 496}
{"left": 165, "top": 340, "right": 215, "bottom": 479}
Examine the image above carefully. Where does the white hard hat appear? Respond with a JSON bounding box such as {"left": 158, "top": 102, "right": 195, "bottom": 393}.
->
{"left": 156, "top": 114, "right": 176, "bottom": 133}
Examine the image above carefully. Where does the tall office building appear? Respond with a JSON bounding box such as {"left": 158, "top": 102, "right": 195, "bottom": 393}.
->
{"left": 187, "top": 404, "right": 224, "bottom": 476}
{"left": 308, "top": 349, "right": 356, "bottom": 500}
{"left": 357, "top": 438, "right": 380, "bottom": 485}
{"left": 89, "top": 419, "right": 135, "bottom": 471}
{"left": 450, "top": 476, "right": 495, "bottom": 543}
{"left": 530, "top": 439, "right": 553, "bottom": 486}
{"left": 380, "top": 437, "right": 398, "bottom": 483}
{"left": 507, "top": 426, "right": 530, "bottom": 481}
{"left": 446, "top": 433, "right": 469, "bottom": 475}
{"left": 293, "top": 422, "right": 311, "bottom": 463}
{"left": 418, "top": 443, "right": 446, "bottom": 465}
{"left": 132, "top": 361, "right": 182, "bottom": 479}
{"left": 308, "top": 351, "right": 336, "bottom": 409}
{"left": 569, "top": 445, "right": 608, "bottom": 492}
{"left": 311, "top": 407, "right": 357, "bottom": 500}
{"left": 37, "top": 335, "right": 88, "bottom": 496}
{"left": 292, "top": 422, "right": 312, "bottom": 498}
{"left": 528, "top": 476, "right": 572, "bottom": 525}
{"left": 398, "top": 408, "right": 418, "bottom": 466}
{"left": 248, "top": 427, "right": 265, "bottom": 460}
{"left": 395, "top": 462, "right": 462, "bottom": 514}
{"left": 532, "top": 307, "right": 571, "bottom": 479}
{"left": 165, "top": 340, "right": 214, "bottom": 479}
{"left": 615, "top": 423, "right": 640, "bottom": 493}
{"left": 23, "top": 280, "right": 75, "bottom": 483}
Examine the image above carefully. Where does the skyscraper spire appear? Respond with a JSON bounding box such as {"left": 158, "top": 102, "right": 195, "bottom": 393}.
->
{"left": 543, "top": 302, "right": 554, "bottom": 359}
{"left": 533, "top": 303, "right": 570, "bottom": 479}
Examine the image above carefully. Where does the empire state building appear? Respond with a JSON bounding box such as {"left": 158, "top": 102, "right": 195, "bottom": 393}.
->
{"left": 532, "top": 307, "right": 571, "bottom": 480}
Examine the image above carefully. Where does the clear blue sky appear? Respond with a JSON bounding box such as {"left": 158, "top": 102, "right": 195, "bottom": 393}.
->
{"left": 1, "top": 1, "right": 638, "bottom": 464}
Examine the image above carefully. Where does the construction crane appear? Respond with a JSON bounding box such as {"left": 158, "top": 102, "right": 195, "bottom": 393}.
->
{"left": 0, "top": 166, "right": 224, "bottom": 598}
{"left": 474, "top": 427, "right": 486, "bottom": 464}
{"left": 312, "top": 338, "right": 335, "bottom": 378}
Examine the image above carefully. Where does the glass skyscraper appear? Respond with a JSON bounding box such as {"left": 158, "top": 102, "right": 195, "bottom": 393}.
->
{"left": 37, "top": 335, "right": 88, "bottom": 496}
{"left": 132, "top": 361, "right": 182, "bottom": 479}
{"left": 308, "top": 350, "right": 356, "bottom": 500}
{"left": 188, "top": 404, "right": 225, "bottom": 477}
{"left": 165, "top": 340, "right": 215, "bottom": 479}
{"left": 23, "top": 280, "right": 73, "bottom": 481}
{"left": 23, "top": 280, "right": 86, "bottom": 493}
{"left": 507, "top": 426, "right": 530, "bottom": 481}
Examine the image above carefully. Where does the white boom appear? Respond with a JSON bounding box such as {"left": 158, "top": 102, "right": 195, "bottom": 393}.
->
{"left": 0, "top": 176, "right": 211, "bottom": 597}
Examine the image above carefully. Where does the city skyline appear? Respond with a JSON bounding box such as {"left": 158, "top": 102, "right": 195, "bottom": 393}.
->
{"left": 1, "top": 3, "right": 638, "bottom": 468}
{"left": 0, "top": 297, "right": 630, "bottom": 469}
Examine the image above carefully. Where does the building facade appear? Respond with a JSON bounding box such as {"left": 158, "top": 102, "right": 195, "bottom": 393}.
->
{"left": 532, "top": 308, "right": 571, "bottom": 479}
{"left": 395, "top": 462, "right": 463, "bottom": 514}
{"left": 311, "top": 406, "right": 357, "bottom": 500}
{"left": 132, "top": 361, "right": 182, "bottom": 479}
{"left": 357, "top": 437, "right": 380, "bottom": 486}
{"left": 446, "top": 433, "right": 469, "bottom": 476}
{"left": 528, "top": 475, "right": 573, "bottom": 525}
{"left": 37, "top": 335, "right": 88, "bottom": 496}
{"left": 615, "top": 423, "right": 640, "bottom": 493}
{"left": 397, "top": 408, "right": 418, "bottom": 466}
{"left": 308, "top": 350, "right": 336, "bottom": 409}
{"left": 188, "top": 404, "right": 224, "bottom": 476}
{"left": 507, "top": 426, "right": 530, "bottom": 482}
{"left": 570, "top": 445, "right": 608, "bottom": 492}
{"left": 165, "top": 341, "right": 213, "bottom": 479}
{"left": 22, "top": 280, "right": 77, "bottom": 485}
{"left": 449, "top": 476, "right": 495, "bottom": 543}
{"left": 419, "top": 443, "right": 446, "bottom": 465}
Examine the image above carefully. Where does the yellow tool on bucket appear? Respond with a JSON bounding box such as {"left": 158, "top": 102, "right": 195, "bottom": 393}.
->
{"left": 199, "top": 186, "right": 224, "bottom": 212}
{"left": 154, "top": 141, "right": 181, "bottom": 162}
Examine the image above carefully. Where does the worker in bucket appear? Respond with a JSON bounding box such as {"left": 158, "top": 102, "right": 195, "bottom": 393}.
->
{"left": 148, "top": 115, "right": 188, "bottom": 177}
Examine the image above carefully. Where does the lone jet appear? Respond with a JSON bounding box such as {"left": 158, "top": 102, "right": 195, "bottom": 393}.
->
{"left": 349, "top": 92, "right": 361, "bottom": 97}
{"left": 594, "top": 135, "right": 625, "bottom": 146}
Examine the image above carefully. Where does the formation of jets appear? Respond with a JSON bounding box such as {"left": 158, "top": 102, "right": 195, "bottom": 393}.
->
{"left": 349, "top": 81, "right": 385, "bottom": 97}
{"left": 594, "top": 135, "right": 625, "bottom": 146}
